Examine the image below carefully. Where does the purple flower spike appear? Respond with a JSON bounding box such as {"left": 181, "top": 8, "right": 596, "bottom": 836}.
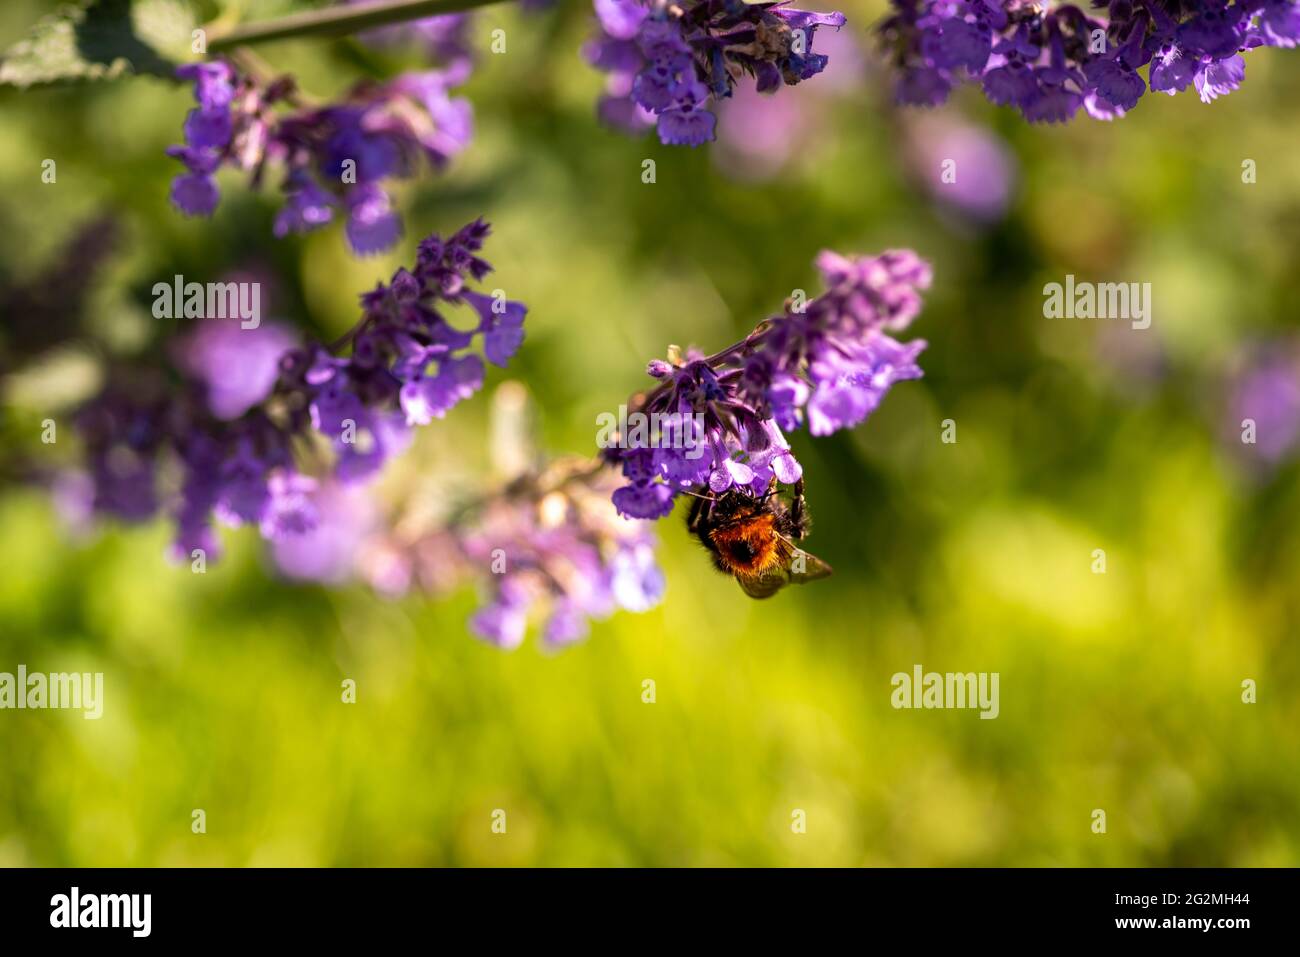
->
{"left": 344, "top": 187, "right": 404, "bottom": 256}
{"left": 585, "top": 0, "right": 847, "bottom": 146}
{"left": 71, "top": 221, "right": 526, "bottom": 567}
{"left": 605, "top": 247, "right": 931, "bottom": 517}
{"left": 169, "top": 172, "right": 220, "bottom": 217}
{"left": 319, "top": 455, "right": 667, "bottom": 650}
{"left": 180, "top": 320, "right": 296, "bottom": 420}
{"left": 877, "top": 0, "right": 1300, "bottom": 123}
{"left": 166, "top": 58, "right": 474, "bottom": 254}
{"left": 612, "top": 480, "right": 676, "bottom": 520}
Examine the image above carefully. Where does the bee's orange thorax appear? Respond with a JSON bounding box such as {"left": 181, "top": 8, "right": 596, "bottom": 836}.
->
{"left": 710, "top": 513, "right": 781, "bottom": 574}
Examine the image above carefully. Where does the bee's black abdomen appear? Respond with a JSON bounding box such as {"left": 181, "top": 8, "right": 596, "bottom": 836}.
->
{"left": 729, "top": 540, "right": 756, "bottom": 563}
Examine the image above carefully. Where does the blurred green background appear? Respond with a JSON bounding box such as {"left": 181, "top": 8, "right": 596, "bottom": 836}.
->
{"left": 1, "top": 0, "right": 1298, "bottom": 866}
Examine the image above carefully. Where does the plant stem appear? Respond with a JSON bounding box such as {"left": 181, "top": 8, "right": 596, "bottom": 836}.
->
{"left": 207, "top": 0, "right": 517, "bottom": 53}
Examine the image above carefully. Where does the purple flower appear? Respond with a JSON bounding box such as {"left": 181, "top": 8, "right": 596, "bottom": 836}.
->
{"left": 1150, "top": 45, "right": 1200, "bottom": 95}
{"left": 332, "top": 411, "right": 414, "bottom": 485}
{"left": 463, "top": 290, "right": 527, "bottom": 367}
{"left": 471, "top": 589, "right": 531, "bottom": 649}
{"left": 167, "top": 59, "right": 474, "bottom": 254}
{"left": 168, "top": 172, "right": 221, "bottom": 217}
{"left": 285, "top": 218, "right": 526, "bottom": 475}
{"left": 605, "top": 248, "right": 931, "bottom": 517}
{"left": 657, "top": 100, "right": 717, "bottom": 147}
{"left": 878, "top": 0, "right": 1297, "bottom": 123}
{"left": 596, "top": 0, "right": 649, "bottom": 39}
{"left": 71, "top": 221, "right": 526, "bottom": 564}
{"left": 1260, "top": 0, "right": 1300, "bottom": 46}
{"left": 610, "top": 540, "right": 666, "bottom": 612}
{"left": 271, "top": 482, "right": 377, "bottom": 583}
{"left": 355, "top": 455, "right": 667, "bottom": 649}
{"left": 1179, "top": 6, "right": 1246, "bottom": 58}
{"left": 585, "top": 0, "right": 847, "bottom": 146}
{"left": 1195, "top": 52, "right": 1246, "bottom": 101}
{"left": 274, "top": 173, "right": 336, "bottom": 236}
{"left": 344, "top": 186, "right": 404, "bottom": 255}
{"left": 178, "top": 320, "right": 297, "bottom": 420}
{"left": 176, "top": 62, "right": 236, "bottom": 111}
{"left": 463, "top": 478, "right": 664, "bottom": 648}
{"left": 259, "top": 471, "right": 320, "bottom": 540}
{"left": 1085, "top": 56, "right": 1146, "bottom": 113}
{"left": 612, "top": 479, "right": 677, "bottom": 519}
{"left": 400, "top": 354, "right": 486, "bottom": 425}
{"left": 805, "top": 333, "right": 926, "bottom": 436}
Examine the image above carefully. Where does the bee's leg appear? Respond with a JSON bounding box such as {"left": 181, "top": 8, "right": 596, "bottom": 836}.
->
{"left": 789, "top": 478, "right": 810, "bottom": 539}
{"left": 687, "top": 491, "right": 706, "bottom": 534}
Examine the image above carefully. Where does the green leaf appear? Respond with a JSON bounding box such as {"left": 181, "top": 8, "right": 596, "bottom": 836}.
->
{"left": 0, "top": 0, "right": 196, "bottom": 90}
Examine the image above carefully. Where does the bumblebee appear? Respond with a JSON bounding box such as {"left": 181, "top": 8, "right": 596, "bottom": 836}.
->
{"left": 687, "top": 478, "right": 833, "bottom": 599}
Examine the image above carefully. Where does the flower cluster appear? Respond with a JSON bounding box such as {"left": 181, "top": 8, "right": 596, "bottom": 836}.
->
{"left": 878, "top": 0, "right": 1300, "bottom": 123}
{"left": 168, "top": 58, "right": 472, "bottom": 253}
{"left": 73, "top": 221, "right": 526, "bottom": 561}
{"left": 584, "top": 0, "right": 847, "bottom": 146}
{"left": 273, "top": 456, "right": 664, "bottom": 650}
{"left": 606, "top": 249, "right": 931, "bottom": 519}
{"left": 461, "top": 461, "right": 663, "bottom": 648}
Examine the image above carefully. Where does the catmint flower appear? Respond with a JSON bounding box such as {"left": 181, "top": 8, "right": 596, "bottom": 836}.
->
{"left": 167, "top": 59, "right": 473, "bottom": 254}
{"left": 70, "top": 221, "right": 526, "bottom": 563}
{"left": 606, "top": 249, "right": 931, "bottom": 518}
{"left": 584, "top": 0, "right": 847, "bottom": 146}
{"left": 878, "top": 1, "right": 1300, "bottom": 124}
{"left": 279, "top": 456, "right": 666, "bottom": 649}
{"left": 284, "top": 219, "right": 525, "bottom": 484}
{"left": 271, "top": 481, "right": 378, "bottom": 584}
{"left": 458, "top": 459, "right": 665, "bottom": 648}
{"left": 177, "top": 319, "right": 297, "bottom": 420}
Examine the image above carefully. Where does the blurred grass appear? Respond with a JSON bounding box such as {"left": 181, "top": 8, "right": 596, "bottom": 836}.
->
{"left": 0, "top": 0, "right": 1298, "bottom": 866}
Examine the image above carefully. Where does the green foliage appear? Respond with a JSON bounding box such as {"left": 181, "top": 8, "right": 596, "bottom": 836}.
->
{"left": 0, "top": 0, "right": 193, "bottom": 90}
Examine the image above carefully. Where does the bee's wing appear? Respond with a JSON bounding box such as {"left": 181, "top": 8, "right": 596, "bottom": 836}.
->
{"left": 737, "top": 569, "right": 790, "bottom": 599}
{"left": 736, "top": 535, "right": 832, "bottom": 599}
{"left": 786, "top": 538, "right": 833, "bottom": 584}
